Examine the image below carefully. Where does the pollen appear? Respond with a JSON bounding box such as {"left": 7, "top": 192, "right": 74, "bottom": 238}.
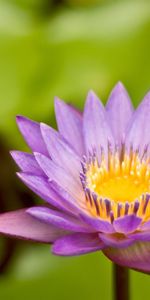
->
{"left": 80, "top": 148, "right": 150, "bottom": 222}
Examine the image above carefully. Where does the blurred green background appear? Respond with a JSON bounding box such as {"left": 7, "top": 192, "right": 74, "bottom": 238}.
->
{"left": 0, "top": 0, "right": 150, "bottom": 299}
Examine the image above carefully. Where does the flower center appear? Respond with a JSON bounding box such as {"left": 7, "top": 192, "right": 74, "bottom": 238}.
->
{"left": 86, "top": 152, "right": 150, "bottom": 203}
{"left": 80, "top": 149, "right": 150, "bottom": 221}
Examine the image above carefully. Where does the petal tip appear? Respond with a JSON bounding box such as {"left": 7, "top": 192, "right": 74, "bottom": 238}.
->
{"left": 33, "top": 152, "right": 44, "bottom": 165}
{"left": 10, "top": 150, "right": 16, "bottom": 158}
{"left": 54, "top": 96, "right": 63, "bottom": 107}
{"left": 85, "top": 90, "right": 103, "bottom": 110}
{"left": 40, "top": 122, "right": 49, "bottom": 133}
{"left": 16, "top": 114, "right": 24, "bottom": 121}
{"left": 33, "top": 151, "right": 40, "bottom": 158}
{"left": 54, "top": 97, "right": 67, "bottom": 116}
{"left": 26, "top": 207, "right": 38, "bottom": 216}
{"left": 10, "top": 150, "right": 21, "bottom": 163}
{"left": 86, "top": 90, "right": 98, "bottom": 102}
{"left": 16, "top": 115, "right": 30, "bottom": 126}
{"left": 114, "top": 81, "right": 125, "bottom": 91}
{"left": 40, "top": 122, "right": 57, "bottom": 139}
{"left": 110, "top": 81, "right": 129, "bottom": 99}
{"left": 16, "top": 115, "right": 25, "bottom": 126}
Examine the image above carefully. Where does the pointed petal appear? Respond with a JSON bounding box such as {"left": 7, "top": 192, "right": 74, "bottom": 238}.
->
{"left": 103, "top": 241, "right": 150, "bottom": 273}
{"left": 55, "top": 97, "right": 84, "bottom": 155}
{"left": 0, "top": 209, "right": 65, "bottom": 243}
{"left": 40, "top": 123, "right": 81, "bottom": 177}
{"left": 83, "top": 91, "right": 114, "bottom": 158}
{"left": 34, "top": 153, "right": 84, "bottom": 201}
{"left": 80, "top": 213, "right": 114, "bottom": 233}
{"left": 52, "top": 233, "right": 104, "bottom": 256}
{"left": 16, "top": 116, "right": 48, "bottom": 156}
{"left": 49, "top": 180, "right": 85, "bottom": 215}
{"left": 27, "top": 206, "right": 92, "bottom": 233}
{"left": 11, "top": 151, "right": 44, "bottom": 176}
{"left": 125, "top": 92, "right": 150, "bottom": 155}
{"left": 106, "top": 82, "right": 133, "bottom": 145}
{"left": 113, "top": 215, "right": 142, "bottom": 234}
{"left": 17, "top": 172, "right": 75, "bottom": 215}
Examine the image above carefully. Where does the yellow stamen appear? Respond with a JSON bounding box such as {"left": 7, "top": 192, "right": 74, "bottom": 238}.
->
{"left": 84, "top": 149, "right": 150, "bottom": 222}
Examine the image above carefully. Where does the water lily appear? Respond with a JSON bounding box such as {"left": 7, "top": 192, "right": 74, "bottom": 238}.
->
{"left": 1, "top": 82, "right": 150, "bottom": 274}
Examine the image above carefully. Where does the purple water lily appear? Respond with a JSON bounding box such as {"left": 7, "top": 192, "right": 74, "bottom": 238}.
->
{"left": 1, "top": 82, "right": 150, "bottom": 273}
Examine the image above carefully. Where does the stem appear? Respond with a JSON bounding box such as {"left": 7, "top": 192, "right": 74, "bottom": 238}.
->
{"left": 113, "top": 264, "right": 130, "bottom": 300}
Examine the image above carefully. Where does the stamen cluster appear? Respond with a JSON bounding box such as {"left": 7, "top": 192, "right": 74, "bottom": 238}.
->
{"left": 80, "top": 147, "right": 150, "bottom": 222}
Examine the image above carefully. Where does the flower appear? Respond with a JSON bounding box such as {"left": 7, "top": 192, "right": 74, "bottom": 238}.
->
{"left": 1, "top": 82, "right": 150, "bottom": 273}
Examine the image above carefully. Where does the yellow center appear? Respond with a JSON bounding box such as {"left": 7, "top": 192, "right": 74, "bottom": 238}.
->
{"left": 90, "top": 176, "right": 149, "bottom": 203}
{"left": 86, "top": 151, "right": 150, "bottom": 203}
{"left": 83, "top": 150, "right": 150, "bottom": 221}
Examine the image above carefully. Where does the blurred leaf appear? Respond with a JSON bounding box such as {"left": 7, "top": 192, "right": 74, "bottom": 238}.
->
{"left": 0, "top": 245, "right": 112, "bottom": 300}
{"left": 0, "top": 0, "right": 149, "bottom": 150}
{"left": 0, "top": 0, "right": 150, "bottom": 149}
{"left": 65, "top": 0, "right": 104, "bottom": 6}
{"left": 0, "top": 244, "right": 149, "bottom": 300}
{"left": 0, "top": 0, "right": 53, "bottom": 15}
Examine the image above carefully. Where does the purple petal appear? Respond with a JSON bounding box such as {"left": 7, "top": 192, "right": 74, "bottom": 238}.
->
{"left": 49, "top": 180, "right": 85, "bottom": 215}
{"left": 0, "top": 209, "right": 65, "bottom": 243}
{"left": 40, "top": 123, "right": 81, "bottom": 177}
{"left": 99, "top": 233, "right": 134, "bottom": 248}
{"left": 11, "top": 151, "right": 44, "bottom": 176}
{"left": 80, "top": 213, "right": 114, "bottom": 233}
{"left": 17, "top": 172, "right": 76, "bottom": 215}
{"left": 128, "top": 230, "right": 150, "bottom": 242}
{"left": 16, "top": 116, "right": 48, "bottom": 155}
{"left": 34, "top": 153, "right": 84, "bottom": 201}
{"left": 113, "top": 215, "right": 142, "bottom": 234}
{"left": 83, "top": 91, "right": 114, "bottom": 159}
{"left": 27, "top": 206, "right": 93, "bottom": 233}
{"left": 103, "top": 241, "right": 150, "bottom": 273}
{"left": 55, "top": 97, "right": 84, "bottom": 156}
{"left": 52, "top": 233, "right": 105, "bottom": 256}
{"left": 106, "top": 82, "right": 133, "bottom": 145}
{"left": 140, "top": 220, "right": 150, "bottom": 231}
{"left": 125, "top": 91, "right": 150, "bottom": 155}
{"left": 67, "top": 103, "right": 82, "bottom": 116}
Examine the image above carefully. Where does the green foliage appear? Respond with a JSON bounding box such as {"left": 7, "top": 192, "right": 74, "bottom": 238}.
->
{"left": 0, "top": 246, "right": 112, "bottom": 300}
{"left": 0, "top": 245, "right": 150, "bottom": 300}
{"left": 0, "top": 0, "right": 150, "bottom": 148}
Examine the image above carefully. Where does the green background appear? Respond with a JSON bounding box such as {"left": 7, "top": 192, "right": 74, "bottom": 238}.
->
{"left": 0, "top": 0, "right": 150, "bottom": 298}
